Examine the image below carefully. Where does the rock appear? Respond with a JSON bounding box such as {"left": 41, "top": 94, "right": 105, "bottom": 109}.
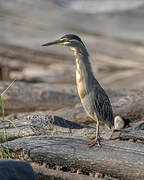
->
{"left": 0, "top": 159, "right": 35, "bottom": 180}
{"left": 114, "top": 116, "right": 125, "bottom": 130}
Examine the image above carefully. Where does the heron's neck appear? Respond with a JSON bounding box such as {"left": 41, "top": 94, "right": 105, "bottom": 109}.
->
{"left": 71, "top": 46, "right": 94, "bottom": 79}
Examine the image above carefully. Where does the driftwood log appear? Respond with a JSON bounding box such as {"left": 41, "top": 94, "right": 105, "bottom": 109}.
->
{"left": 0, "top": 82, "right": 143, "bottom": 179}
{"left": 1, "top": 115, "right": 144, "bottom": 179}
{"left": 0, "top": 81, "right": 144, "bottom": 123}
{"left": 1, "top": 114, "right": 144, "bottom": 142}
{"left": 0, "top": 81, "right": 78, "bottom": 113}
{"left": 33, "top": 166, "right": 100, "bottom": 180}
{"left": 0, "top": 114, "right": 105, "bottom": 142}
{"left": 2, "top": 135, "right": 144, "bottom": 180}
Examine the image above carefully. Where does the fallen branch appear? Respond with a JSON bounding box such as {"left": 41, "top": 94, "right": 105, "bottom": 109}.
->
{"left": 3, "top": 135, "right": 144, "bottom": 180}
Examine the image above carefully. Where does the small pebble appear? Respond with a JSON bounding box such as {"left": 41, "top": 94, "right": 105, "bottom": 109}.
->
{"left": 128, "top": 139, "right": 134, "bottom": 142}
{"left": 136, "top": 139, "right": 143, "bottom": 143}
{"left": 95, "top": 172, "right": 103, "bottom": 178}
{"left": 89, "top": 172, "right": 95, "bottom": 177}
{"left": 76, "top": 169, "right": 82, "bottom": 174}
{"left": 55, "top": 165, "right": 62, "bottom": 171}
{"left": 41, "top": 162, "right": 47, "bottom": 168}
{"left": 114, "top": 116, "right": 125, "bottom": 130}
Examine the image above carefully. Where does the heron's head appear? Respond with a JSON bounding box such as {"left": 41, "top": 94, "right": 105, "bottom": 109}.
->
{"left": 42, "top": 34, "right": 85, "bottom": 49}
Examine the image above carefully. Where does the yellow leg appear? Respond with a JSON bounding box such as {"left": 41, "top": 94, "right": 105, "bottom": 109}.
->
{"left": 87, "top": 120, "right": 101, "bottom": 148}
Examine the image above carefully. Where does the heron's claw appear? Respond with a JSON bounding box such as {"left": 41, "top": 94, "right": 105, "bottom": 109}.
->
{"left": 86, "top": 135, "right": 96, "bottom": 140}
{"left": 87, "top": 138, "right": 101, "bottom": 148}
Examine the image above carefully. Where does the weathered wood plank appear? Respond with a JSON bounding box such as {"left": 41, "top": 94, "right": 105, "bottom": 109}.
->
{"left": 54, "top": 87, "right": 144, "bottom": 124}
{"left": 1, "top": 43, "right": 144, "bottom": 88}
{"left": 1, "top": 113, "right": 144, "bottom": 143}
{"left": 1, "top": 81, "right": 144, "bottom": 123}
{"left": 0, "top": 81, "right": 78, "bottom": 114}
{"left": 0, "top": 113, "right": 144, "bottom": 142}
{"left": 4, "top": 135, "right": 144, "bottom": 180}
{"left": 1, "top": 115, "right": 144, "bottom": 179}
{"left": 0, "top": 114, "right": 96, "bottom": 142}
{"left": 111, "top": 121, "right": 144, "bottom": 141}
{"left": 1, "top": 0, "right": 144, "bottom": 90}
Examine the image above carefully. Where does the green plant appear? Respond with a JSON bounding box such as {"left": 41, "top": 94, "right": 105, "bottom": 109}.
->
{"left": 0, "top": 94, "right": 10, "bottom": 158}
{"left": 0, "top": 79, "right": 17, "bottom": 159}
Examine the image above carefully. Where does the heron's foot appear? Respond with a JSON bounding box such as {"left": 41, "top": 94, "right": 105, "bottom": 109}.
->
{"left": 87, "top": 134, "right": 101, "bottom": 140}
{"left": 87, "top": 138, "right": 101, "bottom": 148}
{"left": 86, "top": 135, "right": 96, "bottom": 140}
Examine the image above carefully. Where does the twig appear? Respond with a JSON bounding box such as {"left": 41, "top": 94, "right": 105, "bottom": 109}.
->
{"left": 1, "top": 79, "right": 16, "bottom": 96}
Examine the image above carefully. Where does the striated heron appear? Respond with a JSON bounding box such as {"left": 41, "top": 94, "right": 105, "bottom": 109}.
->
{"left": 42, "top": 34, "right": 114, "bottom": 147}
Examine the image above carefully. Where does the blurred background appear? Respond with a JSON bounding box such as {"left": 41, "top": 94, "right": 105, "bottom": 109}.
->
{"left": 1, "top": 0, "right": 144, "bottom": 89}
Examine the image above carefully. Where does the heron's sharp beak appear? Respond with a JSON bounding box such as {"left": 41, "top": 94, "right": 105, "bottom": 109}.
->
{"left": 42, "top": 39, "right": 64, "bottom": 46}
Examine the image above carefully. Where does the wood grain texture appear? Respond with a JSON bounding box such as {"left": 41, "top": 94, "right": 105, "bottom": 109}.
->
{"left": 33, "top": 166, "right": 100, "bottom": 180}
{"left": 4, "top": 135, "right": 144, "bottom": 180}
{"left": 0, "top": 81, "right": 144, "bottom": 124}
{"left": 1, "top": 114, "right": 144, "bottom": 142}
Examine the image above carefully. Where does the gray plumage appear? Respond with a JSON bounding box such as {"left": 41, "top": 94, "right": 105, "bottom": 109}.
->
{"left": 69, "top": 35, "right": 114, "bottom": 129}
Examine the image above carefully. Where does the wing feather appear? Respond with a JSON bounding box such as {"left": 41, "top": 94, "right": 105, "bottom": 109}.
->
{"left": 92, "top": 87, "right": 114, "bottom": 128}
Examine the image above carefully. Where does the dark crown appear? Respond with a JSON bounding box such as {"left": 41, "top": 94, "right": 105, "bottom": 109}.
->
{"left": 61, "top": 34, "right": 85, "bottom": 47}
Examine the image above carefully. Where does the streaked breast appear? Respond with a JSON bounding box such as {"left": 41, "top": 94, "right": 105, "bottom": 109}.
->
{"left": 76, "top": 58, "right": 86, "bottom": 99}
